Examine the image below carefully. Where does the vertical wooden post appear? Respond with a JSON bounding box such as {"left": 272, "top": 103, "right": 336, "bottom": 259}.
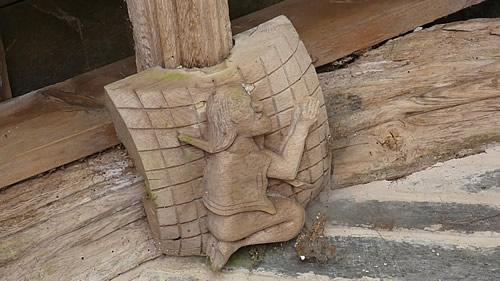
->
{"left": 0, "top": 35, "right": 12, "bottom": 101}
{"left": 126, "top": 0, "right": 232, "bottom": 71}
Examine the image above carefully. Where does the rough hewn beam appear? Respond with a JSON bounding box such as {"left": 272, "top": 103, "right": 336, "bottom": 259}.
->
{"left": 0, "top": 58, "right": 135, "bottom": 189}
{"left": 232, "top": 0, "right": 485, "bottom": 66}
{"left": 126, "top": 0, "right": 232, "bottom": 70}
{"left": 323, "top": 19, "right": 500, "bottom": 187}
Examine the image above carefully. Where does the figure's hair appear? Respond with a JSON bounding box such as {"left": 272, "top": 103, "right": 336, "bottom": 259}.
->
{"left": 206, "top": 92, "right": 238, "bottom": 153}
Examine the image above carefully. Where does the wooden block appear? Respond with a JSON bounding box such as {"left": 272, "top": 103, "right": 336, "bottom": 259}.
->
{"left": 199, "top": 216, "right": 208, "bottom": 233}
{"left": 237, "top": 58, "right": 267, "bottom": 84}
{"left": 180, "top": 236, "right": 202, "bottom": 250}
{"left": 160, "top": 239, "right": 180, "bottom": 255}
{"left": 284, "top": 57, "right": 302, "bottom": 83}
{"left": 154, "top": 129, "right": 182, "bottom": 148}
{"left": 268, "top": 68, "right": 289, "bottom": 94}
{"left": 176, "top": 201, "right": 198, "bottom": 223}
{"left": 139, "top": 150, "right": 166, "bottom": 170}
{"left": 160, "top": 225, "right": 180, "bottom": 240}
{"left": 136, "top": 89, "right": 168, "bottom": 108}
{"left": 105, "top": 16, "right": 332, "bottom": 257}
{"left": 274, "top": 88, "right": 294, "bottom": 112}
{"left": 253, "top": 79, "right": 273, "bottom": 101}
{"left": 166, "top": 159, "right": 205, "bottom": 186}
{"left": 260, "top": 47, "right": 283, "bottom": 73}
{"left": 171, "top": 181, "right": 195, "bottom": 205}
{"left": 154, "top": 188, "right": 175, "bottom": 208}
{"left": 180, "top": 220, "right": 201, "bottom": 238}
{"left": 147, "top": 109, "right": 175, "bottom": 128}
{"left": 162, "top": 88, "right": 193, "bottom": 107}
{"left": 131, "top": 130, "right": 160, "bottom": 151}
{"left": 169, "top": 106, "right": 199, "bottom": 127}
{"left": 290, "top": 76, "right": 309, "bottom": 101}
{"left": 196, "top": 200, "right": 208, "bottom": 217}
{"left": 156, "top": 207, "right": 178, "bottom": 226}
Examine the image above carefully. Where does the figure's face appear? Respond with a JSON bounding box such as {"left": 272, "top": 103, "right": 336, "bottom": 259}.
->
{"left": 229, "top": 88, "right": 272, "bottom": 137}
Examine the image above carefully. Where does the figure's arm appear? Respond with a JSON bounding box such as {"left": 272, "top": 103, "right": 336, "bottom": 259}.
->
{"left": 266, "top": 97, "right": 320, "bottom": 180}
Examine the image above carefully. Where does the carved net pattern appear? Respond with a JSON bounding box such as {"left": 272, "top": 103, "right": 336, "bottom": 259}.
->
{"left": 105, "top": 16, "right": 331, "bottom": 256}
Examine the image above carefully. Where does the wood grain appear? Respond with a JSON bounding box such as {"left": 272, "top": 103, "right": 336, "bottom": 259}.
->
{"left": 232, "top": 0, "right": 486, "bottom": 67}
{"left": 0, "top": 57, "right": 136, "bottom": 189}
{"left": 126, "top": 0, "right": 232, "bottom": 70}
{"left": 0, "top": 0, "right": 484, "bottom": 189}
{"left": 323, "top": 18, "right": 500, "bottom": 187}
{"left": 0, "top": 149, "right": 162, "bottom": 280}
{"left": 105, "top": 16, "right": 331, "bottom": 256}
{"left": 0, "top": 35, "right": 11, "bottom": 101}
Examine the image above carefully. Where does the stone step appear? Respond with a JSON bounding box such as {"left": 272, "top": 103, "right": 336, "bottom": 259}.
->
{"left": 119, "top": 224, "right": 499, "bottom": 280}
{"left": 234, "top": 225, "right": 500, "bottom": 281}
{"left": 309, "top": 145, "right": 500, "bottom": 233}
{"left": 113, "top": 147, "right": 500, "bottom": 280}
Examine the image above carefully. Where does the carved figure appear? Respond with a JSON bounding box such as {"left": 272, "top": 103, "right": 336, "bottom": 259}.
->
{"left": 105, "top": 15, "right": 331, "bottom": 271}
{"left": 178, "top": 85, "right": 320, "bottom": 270}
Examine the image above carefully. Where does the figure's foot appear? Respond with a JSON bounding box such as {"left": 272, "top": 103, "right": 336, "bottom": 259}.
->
{"left": 206, "top": 236, "right": 238, "bottom": 271}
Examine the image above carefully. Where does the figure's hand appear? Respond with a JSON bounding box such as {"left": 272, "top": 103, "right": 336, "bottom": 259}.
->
{"left": 292, "top": 97, "right": 320, "bottom": 128}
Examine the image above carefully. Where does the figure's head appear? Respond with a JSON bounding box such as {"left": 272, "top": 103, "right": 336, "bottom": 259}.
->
{"left": 206, "top": 85, "right": 271, "bottom": 152}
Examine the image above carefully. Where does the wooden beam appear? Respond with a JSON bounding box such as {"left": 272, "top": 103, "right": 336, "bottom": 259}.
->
{"left": 0, "top": 35, "right": 12, "bottom": 101}
{"left": 324, "top": 18, "right": 500, "bottom": 187}
{"left": 0, "top": 2, "right": 489, "bottom": 189}
{"left": 0, "top": 58, "right": 136, "bottom": 189}
{"left": 126, "top": 0, "right": 232, "bottom": 70}
{"left": 232, "top": 0, "right": 485, "bottom": 67}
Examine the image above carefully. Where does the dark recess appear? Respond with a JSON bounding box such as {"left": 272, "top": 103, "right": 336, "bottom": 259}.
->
{"left": 0, "top": 0, "right": 498, "bottom": 97}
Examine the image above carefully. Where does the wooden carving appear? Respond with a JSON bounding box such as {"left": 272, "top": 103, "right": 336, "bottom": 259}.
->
{"left": 105, "top": 16, "right": 331, "bottom": 270}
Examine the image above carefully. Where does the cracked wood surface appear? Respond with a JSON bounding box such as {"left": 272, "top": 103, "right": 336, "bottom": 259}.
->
{"left": 1, "top": 19, "right": 500, "bottom": 190}
{"left": 126, "top": 0, "right": 232, "bottom": 70}
{"left": 324, "top": 18, "right": 500, "bottom": 187}
{"left": 232, "top": 0, "right": 486, "bottom": 67}
{"left": 0, "top": 58, "right": 135, "bottom": 189}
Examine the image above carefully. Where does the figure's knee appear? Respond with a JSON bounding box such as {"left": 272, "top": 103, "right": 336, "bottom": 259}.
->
{"left": 275, "top": 198, "right": 305, "bottom": 233}
{"left": 290, "top": 201, "right": 305, "bottom": 232}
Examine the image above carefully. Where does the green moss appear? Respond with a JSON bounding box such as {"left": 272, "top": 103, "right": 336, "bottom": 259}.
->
{"left": 164, "top": 71, "right": 188, "bottom": 81}
{"left": 145, "top": 186, "right": 158, "bottom": 207}
{"left": 225, "top": 248, "right": 254, "bottom": 269}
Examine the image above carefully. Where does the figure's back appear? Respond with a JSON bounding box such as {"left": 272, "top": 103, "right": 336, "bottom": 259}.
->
{"left": 203, "top": 151, "right": 276, "bottom": 216}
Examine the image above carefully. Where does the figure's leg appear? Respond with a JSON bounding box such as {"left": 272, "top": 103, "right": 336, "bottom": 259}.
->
{"left": 206, "top": 197, "right": 305, "bottom": 270}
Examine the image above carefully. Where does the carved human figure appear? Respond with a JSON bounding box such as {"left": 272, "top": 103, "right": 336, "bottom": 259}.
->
{"left": 178, "top": 84, "right": 320, "bottom": 270}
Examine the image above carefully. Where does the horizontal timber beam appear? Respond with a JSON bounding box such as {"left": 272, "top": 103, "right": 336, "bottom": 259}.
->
{"left": 232, "top": 0, "right": 486, "bottom": 66}
{"left": 0, "top": 0, "right": 487, "bottom": 189}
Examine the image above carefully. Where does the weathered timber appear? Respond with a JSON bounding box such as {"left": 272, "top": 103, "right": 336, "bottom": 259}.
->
{"left": 232, "top": 0, "right": 486, "bottom": 67}
{"left": 0, "top": 149, "right": 162, "bottom": 280}
{"left": 105, "top": 16, "right": 331, "bottom": 264}
{"left": 0, "top": 57, "right": 135, "bottom": 189}
{"left": 2, "top": 19, "right": 499, "bottom": 190}
{"left": 0, "top": 1, "right": 488, "bottom": 188}
{"left": 1, "top": 147, "right": 499, "bottom": 280}
{"left": 126, "top": 0, "right": 232, "bottom": 70}
{"left": 0, "top": 35, "right": 11, "bottom": 101}
{"left": 324, "top": 18, "right": 500, "bottom": 187}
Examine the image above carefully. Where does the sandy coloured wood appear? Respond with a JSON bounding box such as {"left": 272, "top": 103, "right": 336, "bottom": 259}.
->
{"left": 0, "top": 35, "right": 11, "bottom": 101}
{"left": 232, "top": 0, "right": 486, "bottom": 67}
{"left": 105, "top": 16, "right": 331, "bottom": 260}
{"left": 0, "top": 58, "right": 135, "bottom": 189}
{"left": 324, "top": 18, "right": 500, "bottom": 187}
{"left": 0, "top": 1, "right": 486, "bottom": 189}
{"left": 126, "top": 0, "right": 232, "bottom": 70}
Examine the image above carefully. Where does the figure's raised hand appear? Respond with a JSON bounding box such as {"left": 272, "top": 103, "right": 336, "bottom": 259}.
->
{"left": 293, "top": 96, "right": 320, "bottom": 128}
